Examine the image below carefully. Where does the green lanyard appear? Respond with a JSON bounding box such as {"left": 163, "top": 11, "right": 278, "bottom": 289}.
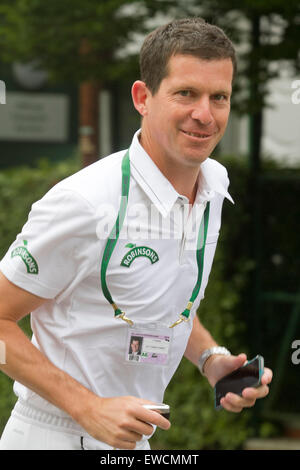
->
{"left": 100, "top": 149, "right": 210, "bottom": 328}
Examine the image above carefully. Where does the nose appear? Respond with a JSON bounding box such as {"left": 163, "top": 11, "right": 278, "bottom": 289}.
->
{"left": 191, "top": 96, "right": 214, "bottom": 126}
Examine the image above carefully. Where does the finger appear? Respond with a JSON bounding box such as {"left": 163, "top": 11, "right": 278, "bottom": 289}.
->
{"left": 137, "top": 407, "right": 171, "bottom": 431}
{"left": 112, "top": 438, "right": 137, "bottom": 450}
{"left": 110, "top": 427, "right": 144, "bottom": 450}
{"left": 116, "top": 428, "right": 144, "bottom": 443}
{"left": 242, "top": 384, "right": 270, "bottom": 400}
{"left": 220, "top": 395, "right": 243, "bottom": 413}
{"left": 238, "top": 353, "right": 248, "bottom": 364}
{"left": 129, "top": 419, "right": 154, "bottom": 436}
{"left": 261, "top": 367, "right": 273, "bottom": 385}
{"left": 226, "top": 353, "right": 247, "bottom": 373}
{"left": 223, "top": 384, "right": 270, "bottom": 412}
{"left": 118, "top": 412, "right": 153, "bottom": 438}
{"left": 223, "top": 392, "right": 256, "bottom": 410}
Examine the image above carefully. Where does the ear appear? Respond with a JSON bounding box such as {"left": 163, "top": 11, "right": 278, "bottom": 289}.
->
{"left": 131, "top": 80, "right": 150, "bottom": 117}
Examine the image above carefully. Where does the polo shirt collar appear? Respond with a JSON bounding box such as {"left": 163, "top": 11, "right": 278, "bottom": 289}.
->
{"left": 129, "top": 130, "right": 179, "bottom": 217}
{"left": 129, "top": 129, "right": 234, "bottom": 217}
{"left": 199, "top": 159, "right": 234, "bottom": 204}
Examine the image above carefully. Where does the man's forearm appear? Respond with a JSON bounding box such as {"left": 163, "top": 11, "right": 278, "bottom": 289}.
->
{"left": 0, "top": 319, "right": 95, "bottom": 423}
{"left": 0, "top": 318, "right": 172, "bottom": 448}
{"left": 184, "top": 315, "right": 218, "bottom": 367}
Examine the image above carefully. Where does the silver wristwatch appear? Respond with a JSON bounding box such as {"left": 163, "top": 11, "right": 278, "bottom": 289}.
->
{"left": 198, "top": 346, "right": 231, "bottom": 375}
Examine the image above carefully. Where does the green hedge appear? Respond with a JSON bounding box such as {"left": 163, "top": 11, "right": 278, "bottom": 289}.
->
{"left": 0, "top": 155, "right": 282, "bottom": 448}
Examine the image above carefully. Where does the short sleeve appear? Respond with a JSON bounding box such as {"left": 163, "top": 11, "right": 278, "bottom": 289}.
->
{"left": 0, "top": 188, "right": 100, "bottom": 299}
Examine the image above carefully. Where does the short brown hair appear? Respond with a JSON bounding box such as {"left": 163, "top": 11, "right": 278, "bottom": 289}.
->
{"left": 140, "top": 18, "right": 237, "bottom": 94}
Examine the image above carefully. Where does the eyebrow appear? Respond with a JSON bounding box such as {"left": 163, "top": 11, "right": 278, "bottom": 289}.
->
{"left": 212, "top": 90, "right": 232, "bottom": 96}
{"left": 170, "top": 84, "right": 232, "bottom": 95}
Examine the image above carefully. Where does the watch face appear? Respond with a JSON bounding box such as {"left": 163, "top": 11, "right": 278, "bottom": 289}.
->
{"left": 12, "top": 61, "right": 48, "bottom": 90}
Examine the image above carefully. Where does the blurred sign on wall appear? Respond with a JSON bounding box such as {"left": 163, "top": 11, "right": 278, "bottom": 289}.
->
{"left": 0, "top": 92, "right": 69, "bottom": 142}
{"left": 0, "top": 80, "right": 5, "bottom": 104}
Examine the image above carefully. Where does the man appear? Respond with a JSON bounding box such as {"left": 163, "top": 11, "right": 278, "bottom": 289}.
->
{"left": 128, "top": 337, "right": 142, "bottom": 361}
{"left": 0, "top": 18, "right": 272, "bottom": 450}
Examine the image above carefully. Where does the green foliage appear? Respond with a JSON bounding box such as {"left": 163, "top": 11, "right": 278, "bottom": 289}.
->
{"left": 0, "top": 374, "right": 16, "bottom": 433}
{"left": 181, "top": 0, "right": 300, "bottom": 114}
{"left": 0, "top": 0, "right": 176, "bottom": 84}
{"left": 2, "top": 0, "right": 298, "bottom": 109}
{"left": 0, "top": 156, "right": 80, "bottom": 259}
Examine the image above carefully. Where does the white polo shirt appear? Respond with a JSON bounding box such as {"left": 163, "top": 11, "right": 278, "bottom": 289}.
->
{"left": 0, "top": 129, "right": 233, "bottom": 437}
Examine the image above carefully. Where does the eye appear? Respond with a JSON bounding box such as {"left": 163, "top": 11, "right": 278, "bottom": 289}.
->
{"left": 213, "top": 94, "right": 228, "bottom": 102}
{"left": 178, "top": 90, "right": 191, "bottom": 97}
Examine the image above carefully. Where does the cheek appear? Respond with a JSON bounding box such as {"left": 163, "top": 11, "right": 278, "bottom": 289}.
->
{"left": 148, "top": 103, "right": 168, "bottom": 128}
{"left": 215, "top": 110, "right": 230, "bottom": 132}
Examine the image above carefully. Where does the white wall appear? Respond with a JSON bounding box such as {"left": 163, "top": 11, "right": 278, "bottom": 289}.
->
{"left": 262, "top": 71, "right": 300, "bottom": 167}
{"left": 220, "top": 72, "right": 300, "bottom": 168}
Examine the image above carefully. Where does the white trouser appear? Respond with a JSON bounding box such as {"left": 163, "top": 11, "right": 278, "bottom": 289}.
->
{"left": 0, "top": 399, "right": 150, "bottom": 450}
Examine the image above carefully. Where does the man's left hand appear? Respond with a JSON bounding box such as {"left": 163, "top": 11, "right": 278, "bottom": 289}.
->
{"left": 204, "top": 353, "right": 273, "bottom": 413}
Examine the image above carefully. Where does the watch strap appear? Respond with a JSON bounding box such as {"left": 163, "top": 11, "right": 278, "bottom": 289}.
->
{"left": 198, "top": 346, "right": 231, "bottom": 375}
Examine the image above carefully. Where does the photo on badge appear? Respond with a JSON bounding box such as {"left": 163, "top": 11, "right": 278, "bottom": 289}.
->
{"left": 128, "top": 335, "right": 143, "bottom": 362}
{"left": 125, "top": 323, "right": 172, "bottom": 366}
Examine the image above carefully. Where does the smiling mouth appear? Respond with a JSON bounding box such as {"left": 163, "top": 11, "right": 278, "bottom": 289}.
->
{"left": 181, "top": 130, "right": 213, "bottom": 139}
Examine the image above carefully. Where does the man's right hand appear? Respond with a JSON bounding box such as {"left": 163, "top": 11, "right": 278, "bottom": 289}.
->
{"left": 0, "top": 273, "right": 170, "bottom": 450}
{"left": 77, "top": 395, "right": 171, "bottom": 450}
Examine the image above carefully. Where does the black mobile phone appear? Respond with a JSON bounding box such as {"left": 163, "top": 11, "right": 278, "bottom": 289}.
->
{"left": 214, "top": 355, "right": 264, "bottom": 410}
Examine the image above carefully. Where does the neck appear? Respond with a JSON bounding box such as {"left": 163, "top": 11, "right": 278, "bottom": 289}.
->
{"left": 139, "top": 131, "right": 200, "bottom": 205}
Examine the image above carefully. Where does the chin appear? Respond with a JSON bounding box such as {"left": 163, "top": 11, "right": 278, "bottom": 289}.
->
{"left": 182, "top": 153, "right": 211, "bottom": 166}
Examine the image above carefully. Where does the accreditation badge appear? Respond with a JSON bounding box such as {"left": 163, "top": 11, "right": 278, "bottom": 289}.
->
{"left": 125, "top": 322, "right": 173, "bottom": 366}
